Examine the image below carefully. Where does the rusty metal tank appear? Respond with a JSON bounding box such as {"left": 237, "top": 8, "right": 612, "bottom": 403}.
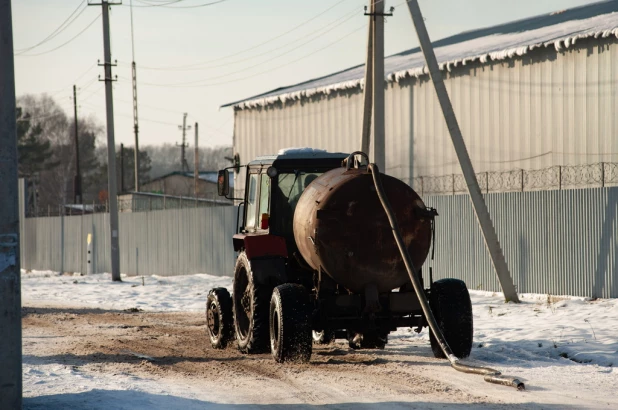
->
{"left": 293, "top": 166, "right": 432, "bottom": 293}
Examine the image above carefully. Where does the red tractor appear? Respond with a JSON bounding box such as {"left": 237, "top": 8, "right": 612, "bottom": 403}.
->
{"left": 206, "top": 149, "right": 473, "bottom": 363}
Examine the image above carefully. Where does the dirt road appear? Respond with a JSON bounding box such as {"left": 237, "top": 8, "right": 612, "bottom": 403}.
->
{"left": 21, "top": 304, "right": 608, "bottom": 409}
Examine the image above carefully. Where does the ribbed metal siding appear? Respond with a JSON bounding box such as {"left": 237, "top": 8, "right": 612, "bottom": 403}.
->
{"left": 21, "top": 206, "right": 238, "bottom": 277}
{"left": 424, "top": 187, "right": 618, "bottom": 298}
{"left": 233, "top": 37, "right": 618, "bottom": 194}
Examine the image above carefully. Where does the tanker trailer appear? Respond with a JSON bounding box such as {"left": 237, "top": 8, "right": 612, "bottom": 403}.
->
{"left": 206, "top": 150, "right": 473, "bottom": 364}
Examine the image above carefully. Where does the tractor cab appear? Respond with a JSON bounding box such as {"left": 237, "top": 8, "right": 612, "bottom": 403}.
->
{"left": 218, "top": 149, "right": 348, "bottom": 259}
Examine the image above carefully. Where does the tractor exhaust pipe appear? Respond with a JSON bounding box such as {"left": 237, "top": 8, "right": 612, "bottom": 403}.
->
{"left": 363, "top": 157, "right": 524, "bottom": 391}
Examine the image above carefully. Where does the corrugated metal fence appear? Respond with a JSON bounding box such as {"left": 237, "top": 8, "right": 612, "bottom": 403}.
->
{"left": 20, "top": 204, "right": 238, "bottom": 277}
{"left": 425, "top": 187, "right": 618, "bottom": 299}
{"left": 19, "top": 183, "right": 618, "bottom": 298}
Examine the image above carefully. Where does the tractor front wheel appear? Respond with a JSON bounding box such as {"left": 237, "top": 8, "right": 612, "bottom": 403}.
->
{"left": 206, "top": 287, "right": 234, "bottom": 349}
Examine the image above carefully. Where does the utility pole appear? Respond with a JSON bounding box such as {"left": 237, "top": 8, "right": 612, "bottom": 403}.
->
{"left": 177, "top": 113, "right": 191, "bottom": 172}
{"left": 90, "top": 0, "right": 122, "bottom": 282}
{"left": 73, "top": 85, "right": 82, "bottom": 204}
{"left": 372, "top": 0, "right": 386, "bottom": 171}
{"left": 360, "top": 1, "right": 374, "bottom": 154}
{"left": 129, "top": 0, "right": 140, "bottom": 192}
{"left": 120, "top": 143, "right": 125, "bottom": 193}
{"left": 194, "top": 122, "right": 199, "bottom": 197}
{"left": 0, "top": 0, "right": 22, "bottom": 407}
{"left": 405, "top": 0, "right": 519, "bottom": 302}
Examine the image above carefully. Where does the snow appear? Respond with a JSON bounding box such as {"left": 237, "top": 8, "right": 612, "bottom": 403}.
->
{"left": 21, "top": 269, "right": 618, "bottom": 408}
{"left": 229, "top": 1, "right": 618, "bottom": 109}
{"left": 277, "top": 147, "right": 328, "bottom": 155}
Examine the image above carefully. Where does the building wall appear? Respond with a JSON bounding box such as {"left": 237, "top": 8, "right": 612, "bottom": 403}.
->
{"left": 232, "top": 36, "right": 618, "bottom": 195}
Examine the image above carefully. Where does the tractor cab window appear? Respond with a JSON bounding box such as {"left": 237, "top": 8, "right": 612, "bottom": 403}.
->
{"left": 278, "top": 171, "right": 320, "bottom": 213}
{"left": 271, "top": 171, "right": 321, "bottom": 238}
{"left": 245, "top": 173, "right": 258, "bottom": 230}
{"left": 258, "top": 174, "right": 270, "bottom": 229}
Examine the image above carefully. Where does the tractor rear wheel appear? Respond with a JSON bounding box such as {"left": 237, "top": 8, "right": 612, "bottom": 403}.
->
{"left": 270, "top": 284, "right": 312, "bottom": 363}
{"left": 429, "top": 278, "right": 473, "bottom": 359}
{"left": 233, "top": 252, "right": 271, "bottom": 354}
{"left": 206, "top": 287, "right": 234, "bottom": 349}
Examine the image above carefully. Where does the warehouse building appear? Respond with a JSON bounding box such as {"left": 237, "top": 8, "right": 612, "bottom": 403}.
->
{"left": 224, "top": 1, "right": 618, "bottom": 196}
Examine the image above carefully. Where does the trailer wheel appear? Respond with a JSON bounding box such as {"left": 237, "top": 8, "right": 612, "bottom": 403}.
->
{"left": 312, "top": 329, "right": 335, "bottom": 345}
{"left": 347, "top": 330, "right": 388, "bottom": 350}
{"left": 206, "top": 287, "right": 234, "bottom": 349}
{"left": 233, "top": 252, "right": 271, "bottom": 354}
{"left": 270, "top": 284, "right": 312, "bottom": 363}
{"left": 429, "top": 278, "right": 473, "bottom": 359}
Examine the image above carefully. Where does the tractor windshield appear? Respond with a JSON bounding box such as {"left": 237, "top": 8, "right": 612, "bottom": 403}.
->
{"left": 277, "top": 171, "right": 321, "bottom": 213}
{"left": 271, "top": 171, "right": 322, "bottom": 241}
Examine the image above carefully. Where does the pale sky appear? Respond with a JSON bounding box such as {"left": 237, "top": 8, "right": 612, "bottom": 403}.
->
{"left": 13, "top": 0, "right": 601, "bottom": 149}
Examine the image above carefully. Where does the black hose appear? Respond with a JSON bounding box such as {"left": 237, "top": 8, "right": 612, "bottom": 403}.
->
{"left": 367, "top": 163, "right": 525, "bottom": 391}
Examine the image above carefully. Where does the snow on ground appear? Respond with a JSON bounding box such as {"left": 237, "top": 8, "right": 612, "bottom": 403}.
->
{"left": 21, "top": 270, "right": 618, "bottom": 409}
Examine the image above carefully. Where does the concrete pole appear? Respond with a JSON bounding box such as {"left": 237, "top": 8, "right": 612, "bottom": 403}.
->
{"left": 73, "top": 85, "right": 82, "bottom": 204}
{"left": 360, "top": 1, "right": 374, "bottom": 155}
{"left": 405, "top": 0, "right": 519, "bottom": 302}
{"left": 99, "top": 1, "right": 121, "bottom": 281}
{"left": 0, "top": 0, "right": 23, "bottom": 407}
{"left": 194, "top": 122, "right": 199, "bottom": 197}
{"left": 372, "top": 0, "right": 385, "bottom": 170}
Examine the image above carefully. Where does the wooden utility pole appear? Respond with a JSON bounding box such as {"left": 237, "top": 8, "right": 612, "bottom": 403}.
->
{"left": 194, "top": 122, "right": 199, "bottom": 197}
{"left": 90, "top": 0, "right": 122, "bottom": 282}
{"left": 0, "top": 0, "right": 22, "bottom": 406}
{"left": 73, "top": 85, "right": 82, "bottom": 204}
{"left": 405, "top": 0, "right": 519, "bottom": 302}
{"left": 120, "top": 143, "right": 125, "bottom": 193}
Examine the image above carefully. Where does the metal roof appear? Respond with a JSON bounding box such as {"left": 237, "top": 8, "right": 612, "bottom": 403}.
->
{"left": 223, "top": 0, "right": 618, "bottom": 109}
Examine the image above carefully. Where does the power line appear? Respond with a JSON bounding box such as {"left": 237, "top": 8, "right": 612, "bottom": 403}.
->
{"left": 15, "top": 1, "right": 87, "bottom": 54}
{"left": 135, "top": 0, "right": 354, "bottom": 70}
{"left": 135, "top": 10, "right": 362, "bottom": 87}
{"left": 128, "top": 4, "right": 360, "bottom": 73}
{"left": 18, "top": 13, "right": 101, "bottom": 57}
{"left": 129, "top": 0, "right": 228, "bottom": 8}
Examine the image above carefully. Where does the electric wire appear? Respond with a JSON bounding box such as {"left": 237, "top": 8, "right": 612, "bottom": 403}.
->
{"left": 15, "top": 0, "right": 87, "bottom": 54}
{"left": 19, "top": 13, "right": 102, "bottom": 57}
{"left": 135, "top": 0, "right": 354, "bottom": 70}
{"left": 132, "top": 21, "right": 365, "bottom": 88}
{"left": 130, "top": 0, "right": 227, "bottom": 8}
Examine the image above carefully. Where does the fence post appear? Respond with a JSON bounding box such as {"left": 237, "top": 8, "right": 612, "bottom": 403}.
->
{"left": 521, "top": 169, "right": 524, "bottom": 192}
{"left": 452, "top": 174, "right": 455, "bottom": 196}
{"left": 601, "top": 162, "right": 605, "bottom": 188}
{"left": 420, "top": 176, "right": 424, "bottom": 196}
{"left": 163, "top": 195, "right": 166, "bottom": 210}
{"left": 558, "top": 165, "right": 562, "bottom": 190}
{"left": 485, "top": 172, "right": 489, "bottom": 194}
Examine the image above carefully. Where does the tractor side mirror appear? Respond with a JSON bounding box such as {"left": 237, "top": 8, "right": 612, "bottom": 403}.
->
{"left": 217, "top": 169, "right": 230, "bottom": 197}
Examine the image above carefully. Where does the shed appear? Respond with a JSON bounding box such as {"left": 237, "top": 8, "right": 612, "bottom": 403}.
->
{"left": 225, "top": 1, "right": 618, "bottom": 195}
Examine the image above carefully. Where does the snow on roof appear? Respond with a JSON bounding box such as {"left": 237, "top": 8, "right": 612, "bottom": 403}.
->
{"left": 224, "top": 1, "right": 618, "bottom": 110}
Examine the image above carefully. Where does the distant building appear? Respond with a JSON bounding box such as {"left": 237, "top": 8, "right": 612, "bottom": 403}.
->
{"left": 140, "top": 171, "right": 232, "bottom": 200}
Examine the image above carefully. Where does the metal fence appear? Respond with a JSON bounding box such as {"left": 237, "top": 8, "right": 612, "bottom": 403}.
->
{"left": 424, "top": 186, "right": 618, "bottom": 299}
{"left": 19, "top": 180, "right": 618, "bottom": 298}
{"left": 410, "top": 162, "right": 618, "bottom": 196}
{"left": 20, "top": 204, "right": 239, "bottom": 277}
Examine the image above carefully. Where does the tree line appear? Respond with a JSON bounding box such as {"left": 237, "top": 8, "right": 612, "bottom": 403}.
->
{"left": 17, "top": 93, "right": 232, "bottom": 215}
